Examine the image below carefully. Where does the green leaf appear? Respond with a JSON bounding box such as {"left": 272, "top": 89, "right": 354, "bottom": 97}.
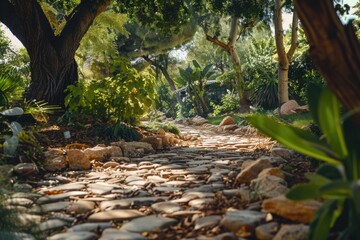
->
{"left": 351, "top": 180, "right": 360, "bottom": 218}
{"left": 309, "top": 199, "right": 338, "bottom": 240}
{"left": 192, "top": 60, "right": 201, "bottom": 69}
{"left": 305, "top": 173, "right": 332, "bottom": 185}
{"left": 286, "top": 183, "right": 321, "bottom": 200}
{"left": 245, "top": 115, "right": 341, "bottom": 165}
{"left": 318, "top": 88, "right": 348, "bottom": 159}
{"left": 316, "top": 164, "right": 344, "bottom": 180}
{"left": 306, "top": 84, "right": 323, "bottom": 125}
{"left": 318, "top": 181, "right": 351, "bottom": 198}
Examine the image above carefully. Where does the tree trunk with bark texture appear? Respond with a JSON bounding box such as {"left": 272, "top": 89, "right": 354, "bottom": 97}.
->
{"left": 275, "top": 0, "right": 298, "bottom": 105}
{"left": 294, "top": 0, "right": 360, "bottom": 126}
{"left": 205, "top": 16, "right": 250, "bottom": 112}
{"left": 0, "top": 0, "right": 110, "bottom": 106}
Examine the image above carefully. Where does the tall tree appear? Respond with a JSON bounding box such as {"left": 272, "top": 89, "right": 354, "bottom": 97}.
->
{"left": 274, "top": 0, "right": 298, "bottom": 105}
{"left": 0, "top": 0, "right": 111, "bottom": 106}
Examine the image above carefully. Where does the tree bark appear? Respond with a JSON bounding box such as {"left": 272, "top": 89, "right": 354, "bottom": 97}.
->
{"left": 294, "top": 0, "right": 360, "bottom": 125}
{"left": 0, "top": 0, "right": 110, "bottom": 106}
{"left": 205, "top": 16, "right": 250, "bottom": 112}
{"left": 274, "top": 0, "right": 298, "bottom": 106}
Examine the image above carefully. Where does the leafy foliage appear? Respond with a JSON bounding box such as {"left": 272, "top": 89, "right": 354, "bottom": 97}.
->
{"left": 211, "top": 90, "right": 239, "bottom": 116}
{"left": 0, "top": 67, "right": 26, "bottom": 109}
{"left": 65, "top": 57, "right": 156, "bottom": 124}
{"left": 155, "top": 83, "right": 178, "bottom": 118}
{"left": 246, "top": 86, "right": 360, "bottom": 239}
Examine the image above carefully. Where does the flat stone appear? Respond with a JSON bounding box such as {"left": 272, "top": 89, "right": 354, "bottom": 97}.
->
{"left": 13, "top": 163, "right": 38, "bottom": 176}
{"left": 35, "top": 201, "right": 71, "bottom": 213}
{"left": 47, "top": 232, "right": 98, "bottom": 240}
{"left": 271, "top": 148, "right": 294, "bottom": 160}
{"left": 34, "top": 219, "right": 69, "bottom": 232}
{"left": 4, "top": 198, "right": 33, "bottom": 207}
{"left": 220, "top": 209, "right": 266, "bottom": 232}
{"left": 47, "top": 182, "right": 86, "bottom": 192}
{"left": 87, "top": 183, "right": 116, "bottom": 195}
{"left": 88, "top": 210, "right": 145, "bottom": 222}
{"left": 197, "top": 232, "right": 237, "bottom": 240}
{"left": 67, "top": 200, "right": 95, "bottom": 214}
{"left": 103, "top": 161, "right": 120, "bottom": 168}
{"left": 183, "top": 191, "right": 215, "bottom": 199}
{"left": 151, "top": 202, "right": 181, "bottom": 214}
{"left": 100, "top": 197, "right": 167, "bottom": 210}
{"left": 125, "top": 176, "right": 144, "bottom": 183}
{"left": 189, "top": 198, "right": 215, "bottom": 209}
{"left": 67, "top": 149, "right": 91, "bottom": 170}
{"left": 160, "top": 181, "right": 187, "bottom": 187}
{"left": 68, "top": 222, "right": 113, "bottom": 232}
{"left": 120, "top": 215, "right": 178, "bottom": 232}
{"left": 194, "top": 215, "right": 222, "bottom": 230}
{"left": 255, "top": 222, "right": 279, "bottom": 240}
{"left": 37, "top": 191, "right": 88, "bottom": 204}
{"left": 262, "top": 196, "right": 321, "bottom": 224}
{"left": 273, "top": 224, "right": 309, "bottom": 240}
{"left": 147, "top": 176, "right": 167, "bottom": 183}
{"left": 127, "top": 180, "right": 148, "bottom": 187}
{"left": 99, "top": 229, "right": 144, "bottom": 240}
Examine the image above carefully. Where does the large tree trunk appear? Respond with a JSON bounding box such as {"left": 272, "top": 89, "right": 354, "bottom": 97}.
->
{"left": 0, "top": 0, "right": 110, "bottom": 107}
{"left": 294, "top": 0, "right": 360, "bottom": 126}
{"left": 274, "top": 0, "right": 298, "bottom": 106}
{"left": 205, "top": 16, "right": 250, "bottom": 112}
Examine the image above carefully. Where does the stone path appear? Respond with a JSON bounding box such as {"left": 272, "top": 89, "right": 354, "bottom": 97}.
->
{"left": 2, "top": 122, "right": 316, "bottom": 240}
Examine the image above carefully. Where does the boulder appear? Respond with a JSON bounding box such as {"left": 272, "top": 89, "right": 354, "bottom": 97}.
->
{"left": 271, "top": 147, "right": 294, "bottom": 160}
{"left": 140, "top": 136, "right": 162, "bottom": 149}
{"left": 258, "top": 167, "right": 285, "bottom": 179}
{"left": 219, "top": 116, "right": 235, "bottom": 126}
{"left": 273, "top": 224, "right": 309, "bottom": 240}
{"left": 13, "top": 163, "right": 38, "bottom": 176}
{"left": 83, "top": 146, "right": 109, "bottom": 161}
{"left": 67, "top": 149, "right": 91, "bottom": 170}
{"left": 280, "top": 100, "right": 300, "bottom": 115}
{"left": 262, "top": 195, "right": 322, "bottom": 224}
{"left": 191, "top": 116, "right": 209, "bottom": 126}
{"left": 107, "top": 146, "right": 122, "bottom": 157}
{"left": 43, "top": 149, "right": 67, "bottom": 172}
{"left": 250, "top": 175, "right": 288, "bottom": 199}
{"left": 235, "top": 157, "right": 272, "bottom": 185}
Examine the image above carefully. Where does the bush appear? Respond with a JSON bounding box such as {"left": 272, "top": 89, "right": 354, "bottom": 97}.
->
{"left": 65, "top": 57, "right": 156, "bottom": 124}
{"left": 210, "top": 90, "right": 239, "bottom": 116}
{"left": 155, "top": 83, "right": 177, "bottom": 118}
{"left": 141, "top": 122, "right": 180, "bottom": 135}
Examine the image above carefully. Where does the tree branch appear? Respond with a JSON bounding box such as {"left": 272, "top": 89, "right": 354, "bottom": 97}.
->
{"left": 287, "top": 9, "right": 299, "bottom": 60}
{"left": 274, "top": 0, "right": 288, "bottom": 67}
{"left": 58, "top": 0, "right": 111, "bottom": 57}
{"left": 228, "top": 16, "right": 239, "bottom": 46}
{"left": 205, "top": 35, "right": 230, "bottom": 54}
{"left": 294, "top": 0, "right": 360, "bottom": 125}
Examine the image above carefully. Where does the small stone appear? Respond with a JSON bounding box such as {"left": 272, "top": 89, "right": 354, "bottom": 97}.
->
{"left": 103, "top": 161, "right": 120, "bottom": 168}
{"left": 107, "top": 146, "right": 122, "bottom": 157}
{"left": 222, "top": 124, "right": 239, "bottom": 131}
{"left": 140, "top": 136, "right": 162, "bottom": 149}
{"left": 100, "top": 197, "right": 167, "bottom": 211}
{"left": 47, "top": 182, "right": 86, "bottom": 192}
{"left": 273, "top": 224, "right": 309, "bottom": 240}
{"left": 37, "top": 191, "right": 88, "bottom": 204}
{"left": 13, "top": 183, "right": 33, "bottom": 192}
{"left": 36, "top": 201, "right": 71, "bottom": 213}
{"left": 67, "top": 149, "right": 91, "bottom": 170}
{"left": 235, "top": 158, "right": 272, "bottom": 185}
{"left": 271, "top": 148, "right": 294, "bottom": 160}
{"left": 5, "top": 197, "right": 33, "bottom": 207}
{"left": 151, "top": 202, "right": 181, "bottom": 214}
{"left": 88, "top": 210, "right": 145, "bottom": 222}
{"left": 220, "top": 209, "right": 266, "bottom": 233}
{"left": 262, "top": 195, "right": 321, "bottom": 224}
{"left": 194, "top": 215, "right": 222, "bottom": 230}
{"left": 197, "top": 232, "right": 237, "bottom": 240}
{"left": 188, "top": 198, "right": 215, "bottom": 209}
{"left": 120, "top": 215, "right": 178, "bottom": 232}
{"left": 255, "top": 222, "right": 279, "bottom": 240}
{"left": 47, "top": 232, "right": 98, "bottom": 240}
{"left": 219, "top": 116, "right": 235, "bottom": 126}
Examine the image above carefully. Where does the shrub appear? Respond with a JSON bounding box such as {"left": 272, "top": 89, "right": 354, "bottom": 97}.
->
{"left": 210, "top": 90, "right": 239, "bottom": 116}
{"left": 65, "top": 57, "right": 156, "bottom": 124}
